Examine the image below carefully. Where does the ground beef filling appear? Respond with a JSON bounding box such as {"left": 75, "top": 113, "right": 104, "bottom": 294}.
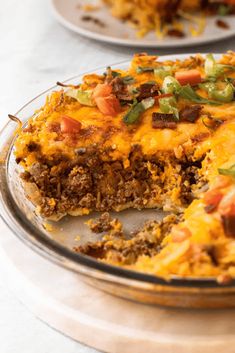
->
{"left": 21, "top": 146, "right": 206, "bottom": 218}
{"left": 75, "top": 213, "right": 181, "bottom": 265}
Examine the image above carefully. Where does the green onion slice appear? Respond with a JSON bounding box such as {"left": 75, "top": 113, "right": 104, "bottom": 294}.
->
{"left": 154, "top": 66, "right": 173, "bottom": 79}
{"left": 104, "top": 67, "right": 121, "bottom": 78}
{"left": 66, "top": 88, "right": 95, "bottom": 106}
{"left": 122, "top": 75, "right": 136, "bottom": 84}
{"left": 178, "top": 84, "right": 222, "bottom": 105}
{"left": 199, "top": 81, "right": 234, "bottom": 103}
{"left": 162, "top": 76, "right": 181, "bottom": 94}
{"left": 136, "top": 66, "right": 155, "bottom": 74}
{"left": 205, "top": 54, "right": 235, "bottom": 79}
{"left": 123, "top": 97, "right": 155, "bottom": 125}
{"left": 159, "top": 96, "right": 179, "bottom": 120}
{"left": 218, "top": 164, "right": 235, "bottom": 177}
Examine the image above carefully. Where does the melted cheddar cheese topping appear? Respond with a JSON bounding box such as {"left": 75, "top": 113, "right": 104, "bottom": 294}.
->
{"left": 15, "top": 53, "right": 235, "bottom": 167}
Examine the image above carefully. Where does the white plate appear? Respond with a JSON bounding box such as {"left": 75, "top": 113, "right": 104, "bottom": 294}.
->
{"left": 51, "top": 0, "right": 235, "bottom": 48}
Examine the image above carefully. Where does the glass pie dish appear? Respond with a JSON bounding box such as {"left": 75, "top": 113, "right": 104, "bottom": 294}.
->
{"left": 1, "top": 54, "right": 235, "bottom": 309}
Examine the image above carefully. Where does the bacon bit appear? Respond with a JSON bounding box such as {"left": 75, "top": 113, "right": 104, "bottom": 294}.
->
{"left": 137, "top": 83, "right": 159, "bottom": 101}
{"left": 95, "top": 95, "right": 121, "bottom": 116}
{"left": 60, "top": 116, "right": 82, "bottom": 133}
{"left": 152, "top": 112, "right": 177, "bottom": 129}
{"left": 179, "top": 105, "right": 202, "bottom": 122}
{"left": 172, "top": 227, "right": 192, "bottom": 243}
{"left": 93, "top": 83, "right": 112, "bottom": 99}
{"left": 112, "top": 77, "right": 133, "bottom": 102}
{"left": 152, "top": 120, "right": 177, "bottom": 129}
{"left": 216, "top": 19, "right": 230, "bottom": 30}
{"left": 175, "top": 69, "right": 202, "bottom": 86}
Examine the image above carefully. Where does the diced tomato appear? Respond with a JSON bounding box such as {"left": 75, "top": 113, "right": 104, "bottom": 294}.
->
{"left": 175, "top": 69, "right": 202, "bottom": 86}
{"left": 95, "top": 95, "right": 121, "bottom": 116}
{"left": 172, "top": 227, "right": 191, "bottom": 243}
{"left": 93, "top": 83, "right": 113, "bottom": 99}
{"left": 60, "top": 115, "right": 82, "bottom": 133}
{"left": 203, "top": 189, "right": 224, "bottom": 215}
{"left": 203, "top": 176, "right": 232, "bottom": 213}
{"left": 93, "top": 83, "right": 121, "bottom": 116}
{"left": 204, "top": 189, "right": 224, "bottom": 208}
{"left": 218, "top": 189, "right": 235, "bottom": 216}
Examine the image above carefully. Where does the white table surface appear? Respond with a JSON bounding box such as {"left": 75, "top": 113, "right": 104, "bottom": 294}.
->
{"left": 0, "top": 1, "right": 235, "bottom": 352}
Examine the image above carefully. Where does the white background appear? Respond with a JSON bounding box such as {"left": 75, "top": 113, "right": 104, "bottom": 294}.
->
{"left": 0, "top": 0, "right": 234, "bottom": 352}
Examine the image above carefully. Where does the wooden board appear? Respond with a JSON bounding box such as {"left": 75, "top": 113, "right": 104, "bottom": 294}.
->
{"left": 1, "top": 220, "right": 235, "bottom": 353}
